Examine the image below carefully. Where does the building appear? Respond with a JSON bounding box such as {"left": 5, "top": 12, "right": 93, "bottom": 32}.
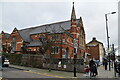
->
{"left": 1, "top": 3, "right": 86, "bottom": 59}
{"left": 0, "top": 31, "right": 10, "bottom": 53}
{"left": 86, "top": 37, "right": 105, "bottom": 62}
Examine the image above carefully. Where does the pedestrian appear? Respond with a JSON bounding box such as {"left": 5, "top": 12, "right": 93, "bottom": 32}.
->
{"left": 84, "top": 65, "right": 90, "bottom": 77}
{"left": 104, "top": 59, "right": 108, "bottom": 70}
{"left": 92, "top": 64, "right": 98, "bottom": 77}
{"left": 89, "top": 59, "right": 97, "bottom": 77}
{"left": 96, "top": 60, "right": 100, "bottom": 67}
{"left": 2, "top": 55, "right": 5, "bottom": 66}
{"left": 117, "top": 62, "right": 120, "bottom": 77}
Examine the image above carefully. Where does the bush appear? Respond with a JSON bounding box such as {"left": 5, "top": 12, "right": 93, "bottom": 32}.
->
{"left": 10, "top": 54, "right": 22, "bottom": 65}
{"left": 2, "top": 52, "right": 10, "bottom": 59}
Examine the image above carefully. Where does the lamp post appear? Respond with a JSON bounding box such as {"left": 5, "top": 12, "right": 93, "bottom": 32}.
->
{"left": 105, "top": 12, "right": 116, "bottom": 71}
{"left": 60, "top": 26, "right": 77, "bottom": 77}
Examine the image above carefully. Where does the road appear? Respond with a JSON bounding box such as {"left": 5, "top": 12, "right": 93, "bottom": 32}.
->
{"left": 2, "top": 67, "right": 57, "bottom": 79}
{"left": 0, "top": 66, "right": 120, "bottom": 80}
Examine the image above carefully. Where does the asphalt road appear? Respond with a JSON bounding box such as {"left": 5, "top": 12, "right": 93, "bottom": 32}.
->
{"left": 1, "top": 66, "right": 120, "bottom": 80}
{"left": 2, "top": 67, "right": 56, "bottom": 79}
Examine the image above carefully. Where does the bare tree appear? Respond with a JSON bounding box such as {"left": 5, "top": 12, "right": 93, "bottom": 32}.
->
{"left": 39, "top": 25, "right": 57, "bottom": 72}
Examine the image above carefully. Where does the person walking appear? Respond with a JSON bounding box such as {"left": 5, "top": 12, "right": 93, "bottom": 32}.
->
{"left": 84, "top": 65, "right": 90, "bottom": 77}
{"left": 96, "top": 60, "right": 100, "bottom": 67}
{"left": 92, "top": 64, "right": 98, "bottom": 77}
{"left": 89, "top": 59, "right": 98, "bottom": 77}
{"left": 2, "top": 55, "right": 5, "bottom": 66}
{"left": 117, "top": 62, "right": 120, "bottom": 77}
{"left": 104, "top": 59, "right": 108, "bottom": 70}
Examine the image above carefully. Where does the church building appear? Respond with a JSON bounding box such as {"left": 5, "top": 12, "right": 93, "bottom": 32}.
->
{"left": 1, "top": 3, "right": 86, "bottom": 59}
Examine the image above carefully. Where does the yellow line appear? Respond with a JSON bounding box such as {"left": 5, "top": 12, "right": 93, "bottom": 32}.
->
{"left": 23, "top": 70, "right": 65, "bottom": 78}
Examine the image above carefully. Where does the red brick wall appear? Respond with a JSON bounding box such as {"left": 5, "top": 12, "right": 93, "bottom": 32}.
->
{"left": 2, "top": 19, "right": 86, "bottom": 59}
{"left": 1, "top": 32, "right": 7, "bottom": 46}
{"left": 87, "top": 45, "right": 99, "bottom": 60}
{"left": 8, "top": 29, "right": 23, "bottom": 51}
{"left": 29, "top": 32, "right": 75, "bottom": 59}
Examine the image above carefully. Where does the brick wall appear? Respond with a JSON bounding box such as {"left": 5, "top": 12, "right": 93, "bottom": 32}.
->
{"left": 8, "top": 29, "right": 23, "bottom": 51}
{"left": 87, "top": 44, "right": 99, "bottom": 60}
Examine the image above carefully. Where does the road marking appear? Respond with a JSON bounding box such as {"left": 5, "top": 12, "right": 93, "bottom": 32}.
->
{"left": 23, "top": 70, "right": 65, "bottom": 78}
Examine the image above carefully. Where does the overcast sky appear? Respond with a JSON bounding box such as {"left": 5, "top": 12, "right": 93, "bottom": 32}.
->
{"left": 0, "top": 0, "right": 119, "bottom": 54}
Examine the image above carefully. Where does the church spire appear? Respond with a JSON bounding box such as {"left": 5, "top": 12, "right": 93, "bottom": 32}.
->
{"left": 71, "top": 2, "right": 76, "bottom": 20}
{"left": 70, "top": 2, "right": 77, "bottom": 38}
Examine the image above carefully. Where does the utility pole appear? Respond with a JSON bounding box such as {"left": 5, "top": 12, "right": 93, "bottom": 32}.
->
{"left": 112, "top": 44, "right": 116, "bottom": 77}
{"left": 73, "top": 39, "right": 78, "bottom": 77}
{"left": 105, "top": 12, "right": 116, "bottom": 71}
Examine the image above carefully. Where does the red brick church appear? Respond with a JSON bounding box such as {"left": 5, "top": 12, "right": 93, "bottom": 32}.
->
{"left": 1, "top": 3, "right": 87, "bottom": 59}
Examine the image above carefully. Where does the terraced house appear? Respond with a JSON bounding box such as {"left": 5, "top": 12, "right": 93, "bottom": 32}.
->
{"left": 1, "top": 3, "right": 87, "bottom": 59}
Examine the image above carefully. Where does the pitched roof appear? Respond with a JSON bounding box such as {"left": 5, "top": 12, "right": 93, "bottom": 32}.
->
{"left": 87, "top": 37, "right": 103, "bottom": 46}
{"left": 18, "top": 19, "right": 80, "bottom": 42}
{"left": 4, "top": 33, "right": 10, "bottom": 39}
{"left": 1, "top": 31, "right": 10, "bottom": 39}
{"left": 18, "top": 28, "right": 34, "bottom": 42}
{"left": 28, "top": 40, "right": 42, "bottom": 47}
{"left": 29, "top": 19, "right": 79, "bottom": 35}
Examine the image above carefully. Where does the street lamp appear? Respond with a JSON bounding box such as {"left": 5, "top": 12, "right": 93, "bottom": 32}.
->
{"left": 105, "top": 12, "right": 116, "bottom": 71}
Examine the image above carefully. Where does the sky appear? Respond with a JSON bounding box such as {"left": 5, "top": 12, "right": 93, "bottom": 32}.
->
{"left": 0, "top": 0, "right": 119, "bottom": 54}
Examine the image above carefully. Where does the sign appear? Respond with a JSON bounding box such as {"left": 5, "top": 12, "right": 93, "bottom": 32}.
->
{"left": 58, "top": 61, "right": 61, "bottom": 67}
{"left": 64, "top": 65, "right": 67, "bottom": 68}
{"left": 74, "top": 39, "right": 78, "bottom": 48}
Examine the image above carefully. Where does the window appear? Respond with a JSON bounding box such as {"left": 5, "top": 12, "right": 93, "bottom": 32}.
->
{"left": 55, "top": 47, "right": 58, "bottom": 53}
{"left": 12, "top": 36, "right": 16, "bottom": 42}
{"left": 11, "top": 36, "right": 16, "bottom": 52}
{"left": 28, "top": 49, "right": 31, "bottom": 51}
{"left": 52, "top": 47, "right": 59, "bottom": 54}
{"left": 52, "top": 35, "right": 59, "bottom": 41}
{"left": 80, "top": 30, "right": 84, "bottom": 45}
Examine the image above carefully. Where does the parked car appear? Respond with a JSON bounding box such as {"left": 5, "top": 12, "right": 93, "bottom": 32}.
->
{"left": 2, "top": 57, "right": 9, "bottom": 67}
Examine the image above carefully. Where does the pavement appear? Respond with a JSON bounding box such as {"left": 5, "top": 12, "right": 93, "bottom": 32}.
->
{"left": 9, "top": 64, "right": 120, "bottom": 78}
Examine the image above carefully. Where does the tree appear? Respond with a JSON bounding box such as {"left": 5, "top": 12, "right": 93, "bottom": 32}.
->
{"left": 21, "top": 42, "right": 28, "bottom": 54}
{"left": 39, "top": 27, "right": 55, "bottom": 72}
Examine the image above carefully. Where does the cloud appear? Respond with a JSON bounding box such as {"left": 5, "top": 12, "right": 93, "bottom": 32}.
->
{"left": 1, "top": 1, "right": 118, "bottom": 48}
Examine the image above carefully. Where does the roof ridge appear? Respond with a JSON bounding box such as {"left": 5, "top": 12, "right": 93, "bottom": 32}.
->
{"left": 5, "top": 33, "right": 10, "bottom": 35}
{"left": 19, "top": 19, "right": 80, "bottom": 31}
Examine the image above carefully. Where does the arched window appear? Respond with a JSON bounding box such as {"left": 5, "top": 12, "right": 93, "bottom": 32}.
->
{"left": 65, "top": 47, "right": 69, "bottom": 59}
{"left": 80, "top": 29, "right": 84, "bottom": 46}
{"left": 11, "top": 36, "right": 16, "bottom": 52}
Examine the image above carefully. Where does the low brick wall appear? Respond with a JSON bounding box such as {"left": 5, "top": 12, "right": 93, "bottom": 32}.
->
{"left": 10, "top": 54, "right": 85, "bottom": 72}
{"left": 42, "top": 58, "right": 85, "bottom": 72}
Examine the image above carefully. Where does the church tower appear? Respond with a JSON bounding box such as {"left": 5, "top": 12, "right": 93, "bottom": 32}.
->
{"left": 70, "top": 2, "right": 77, "bottom": 39}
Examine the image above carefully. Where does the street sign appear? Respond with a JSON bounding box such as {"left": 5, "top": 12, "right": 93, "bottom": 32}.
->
{"left": 74, "top": 39, "right": 78, "bottom": 48}
{"left": 74, "top": 39, "right": 78, "bottom": 55}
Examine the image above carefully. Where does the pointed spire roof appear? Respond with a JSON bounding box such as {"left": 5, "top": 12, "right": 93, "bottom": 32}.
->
{"left": 77, "top": 17, "right": 83, "bottom": 27}
{"left": 1, "top": 31, "right": 4, "bottom": 34}
{"left": 14, "top": 27, "right": 18, "bottom": 31}
{"left": 71, "top": 2, "right": 76, "bottom": 20}
{"left": 80, "top": 17, "right": 83, "bottom": 24}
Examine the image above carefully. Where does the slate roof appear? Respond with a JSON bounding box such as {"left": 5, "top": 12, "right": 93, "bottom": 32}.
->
{"left": 28, "top": 40, "right": 42, "bottom": 47}
{"left": 4, "top": 33, "right": 10, "bottom": 39}
{"left": 29, "top": 19, "right": 80, "bottom": 35}
{"left": 18, "top": 19, "right": 80, "bottom": 46}
{"left": 18, "top": 28, "right": 34, "bottom": 42}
